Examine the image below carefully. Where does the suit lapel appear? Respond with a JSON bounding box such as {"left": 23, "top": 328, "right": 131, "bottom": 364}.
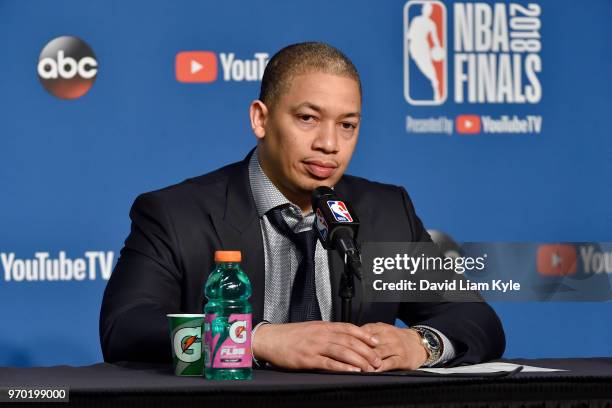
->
{"left": 209, "top": 150, "right": 266, "bottom": 325}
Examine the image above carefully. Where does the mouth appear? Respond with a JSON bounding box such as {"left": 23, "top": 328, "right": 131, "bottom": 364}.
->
{"left": 303, "top": 159, "right": 338, "bottom": 179}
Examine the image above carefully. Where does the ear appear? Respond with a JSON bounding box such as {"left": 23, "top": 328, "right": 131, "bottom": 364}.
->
{"left": 249, "top": 100, "right": 269, "bottom": 140}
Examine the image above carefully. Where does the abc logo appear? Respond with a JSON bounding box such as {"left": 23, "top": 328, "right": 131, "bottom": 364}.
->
{"left": 37, "top": 36, "right": 98, "bottom": 99}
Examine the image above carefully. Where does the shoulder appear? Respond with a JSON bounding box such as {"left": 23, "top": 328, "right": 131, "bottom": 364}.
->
{"left": 339, "top": 174, "right": 408, "bottom": 203}
{"left": 338, "top": 173, "right": 417, "bottom": 218}
{"left": 339, "top": 174, "right": 427, "bottom": 241}
{"left": 131, "top": 160, "right": 242, "bottom": 215}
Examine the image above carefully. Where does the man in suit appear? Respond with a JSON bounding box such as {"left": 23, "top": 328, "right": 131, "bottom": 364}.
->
{"left": 100, "top": 42, "right": 505, "bottom": 372}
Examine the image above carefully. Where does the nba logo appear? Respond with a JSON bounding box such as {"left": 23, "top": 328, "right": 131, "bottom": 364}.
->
{"left": 327, "top": 200, "right": 353, "bottom": 223}
{"left": 404, "top": 0, "right": 447, "bottom": 105}
{"left": 315, "top": 208, "right": 329, "bottom": 241}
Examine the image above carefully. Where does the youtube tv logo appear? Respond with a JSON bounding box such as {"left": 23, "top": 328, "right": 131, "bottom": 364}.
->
{"left": 175, "top": 51, "right": 218, "bottom": 83}
{"left": 537, "top": 244, "right": 577, "bottom": 276}
{"left": 456, "top": 115, "right": 481, "bottom": 134}
{"left": 175, "top": 51, "right": 269, "bottom": 83}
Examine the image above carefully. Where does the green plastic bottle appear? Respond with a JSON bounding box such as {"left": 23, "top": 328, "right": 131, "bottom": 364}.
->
{"left": 204, "top": 250, "right": 253, "bottom": 380}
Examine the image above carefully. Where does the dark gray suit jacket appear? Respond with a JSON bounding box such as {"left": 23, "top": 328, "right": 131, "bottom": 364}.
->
{"left": 100, "top": 151, "right": 505, "bottom": 365}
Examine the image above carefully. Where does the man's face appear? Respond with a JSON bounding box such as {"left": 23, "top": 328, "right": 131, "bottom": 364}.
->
{"left": 257, "top": 71, "right": 361, "bottom": 207}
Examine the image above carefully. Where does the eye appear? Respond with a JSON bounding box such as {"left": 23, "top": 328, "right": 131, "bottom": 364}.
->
{"left": 298, "top": 114, "right": 316, "bottom": 123}
{"left": 340, "top": 122, "right": 357, "bottom": 130}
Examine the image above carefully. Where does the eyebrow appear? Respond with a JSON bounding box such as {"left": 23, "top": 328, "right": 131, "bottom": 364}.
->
{"left": 293, "top": 102, "right": 361, "bottom": 119}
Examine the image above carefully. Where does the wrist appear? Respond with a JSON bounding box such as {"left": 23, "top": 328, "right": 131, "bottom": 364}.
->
{"left": 406, "top": 329, "right": 429, "bottom": 367}
{"left": 252, "top": 321, "right": 273, "bottom": 363}
{"left": 411, "top": 326, "right": 443, "bottom": 367}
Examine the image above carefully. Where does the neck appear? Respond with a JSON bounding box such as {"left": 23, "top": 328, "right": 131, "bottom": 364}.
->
{"left": 257, "top": 154, "right": 312, "bottom": 214}
{"left": 281, "top": 190, "right": 312, "bottom": 214}
{"left": 268, "top": 174, "right": 312, "bottom": 214}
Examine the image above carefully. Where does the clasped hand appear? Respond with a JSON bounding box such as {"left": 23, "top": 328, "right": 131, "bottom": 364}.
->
{"left": 252, "top": 321, "right": 428, "bottom": 372}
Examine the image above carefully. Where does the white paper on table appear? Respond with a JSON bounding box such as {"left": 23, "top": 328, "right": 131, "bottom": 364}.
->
{"left": 418, "top": 362, "right": 567, "bottom": 375}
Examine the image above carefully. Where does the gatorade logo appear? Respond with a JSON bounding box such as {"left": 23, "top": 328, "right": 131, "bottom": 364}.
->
{"left": 229, "top": 320, "right": 248, "bottom": 344}
{"left": 37, "top": 36, "right": 98, "bottom": 99}
{"left": 173, "top": 327, "right": 202, "bottom": 363}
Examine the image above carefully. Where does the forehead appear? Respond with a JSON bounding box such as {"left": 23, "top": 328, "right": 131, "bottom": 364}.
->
{"left": 279, "top": 72, "right": 361, "bottom": 113}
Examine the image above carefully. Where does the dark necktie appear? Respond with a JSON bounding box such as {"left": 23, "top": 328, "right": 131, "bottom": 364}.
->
{"left": 266, "top": 205, "right": 322, "bottom": 322}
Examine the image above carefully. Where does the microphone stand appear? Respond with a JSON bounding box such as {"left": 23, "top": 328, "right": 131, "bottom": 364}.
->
{"left": 339, "top": 251, "right": 362, "bottom": 323}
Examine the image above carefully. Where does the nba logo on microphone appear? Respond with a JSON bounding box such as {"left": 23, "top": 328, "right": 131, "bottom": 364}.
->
{"left": 404, "top": 0, "right": 447, "bottom": 105}
{"left": 327, "top": 201, "right": 353, "bottom": 223}
{"left": 315, "top": 208, "right": 329, "bottom": 241}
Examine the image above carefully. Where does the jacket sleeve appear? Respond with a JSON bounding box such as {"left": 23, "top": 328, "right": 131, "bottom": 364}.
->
{"left": 99, "top": 193, "right": 182, "bottom": 363}
{"left": 396, "top": 187, "right": 506, "bottom": 365}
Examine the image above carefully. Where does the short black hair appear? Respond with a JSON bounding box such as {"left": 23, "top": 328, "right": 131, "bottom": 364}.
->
{"left": 259, "top": 42, "right": 362, "bottom": 109}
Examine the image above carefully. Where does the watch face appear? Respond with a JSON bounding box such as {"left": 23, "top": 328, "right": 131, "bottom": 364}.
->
{"left": 424, "top": 331, "right": 441, "bottom": 351}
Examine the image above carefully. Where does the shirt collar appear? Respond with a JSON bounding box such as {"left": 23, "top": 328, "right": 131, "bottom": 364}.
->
{"left": 248, "top": 148, "right": 304, "bottom": 218}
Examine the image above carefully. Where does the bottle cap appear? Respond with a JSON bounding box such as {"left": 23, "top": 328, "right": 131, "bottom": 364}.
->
{"left": 214, "top": 250, "right": 242, "bottom": 263}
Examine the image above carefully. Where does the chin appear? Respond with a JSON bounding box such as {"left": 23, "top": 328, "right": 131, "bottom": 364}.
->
{"left": 304, "top": 178, "right": 335, "bottom": 191}
{"left": 292, "top": 173, "right": 340, "bottom": 196}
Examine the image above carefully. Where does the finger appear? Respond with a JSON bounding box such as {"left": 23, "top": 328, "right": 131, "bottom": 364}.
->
{"left": 362, "top": 327, "right": 400, "bottom": 354}
{"left": 372, "top": 343, "right": 399, "bottom": 360}
{"left": 325, "top": 342, "right": 375, "bottom": 372}
{"left": 332, "top": 322, "right": 379, "bottom": 347}
{"left": 376, "top": 355, "right": 403, "bottom": 372}
{"left": 317, "top": 356, "right": 362, "bottom": 373}
{"left": 361, "top": 322, "right": 384, "bottom": 331}
{"left": 331, "top": 333, "right": 382, "bottom": 368}
{"left": 323, "top": 343, "right": 376, "bottom": 372}
{"left": 361, "top": 323, "right": 377, "bottom": 333}
{"left": 361, "top": 322, "right": 394, "bottom": 338}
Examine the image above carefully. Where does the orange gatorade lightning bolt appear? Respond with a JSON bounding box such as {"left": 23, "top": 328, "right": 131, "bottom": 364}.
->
{"left": 235, "top": 326, "right": 246, "bottom": 338}
{"left": 182, "top": 335, "right": 198, "bottom": 353}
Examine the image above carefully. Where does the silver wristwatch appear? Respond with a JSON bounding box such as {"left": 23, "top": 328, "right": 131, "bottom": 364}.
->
{"left": 412, "top": 326, "right": 443, "bottom": 366}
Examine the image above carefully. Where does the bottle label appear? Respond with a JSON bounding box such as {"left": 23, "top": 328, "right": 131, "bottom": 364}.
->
{"left": 204, "top": 313, "right": 252, "bottom": 369}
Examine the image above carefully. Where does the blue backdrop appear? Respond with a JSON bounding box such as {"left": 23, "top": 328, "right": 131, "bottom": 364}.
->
{"left": 1, "top": 0, "right": 611, "bottom": 366}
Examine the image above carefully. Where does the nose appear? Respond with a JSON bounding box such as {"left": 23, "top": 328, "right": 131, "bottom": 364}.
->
{"left": 312, "top": 121, "right": 338, "bottom": 154}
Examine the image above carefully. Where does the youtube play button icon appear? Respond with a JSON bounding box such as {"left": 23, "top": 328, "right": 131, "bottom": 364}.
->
{"left": 191, "top": 60, "right": 203, "bottom": 74}
{"left": 456, "top": 115, "right": 481, "bottom": 134}
{"left": 176, "top": 51, "right": 218, "bottom": 83}
{"left": 537, "top": 244, "right": 578, "bottom": 276}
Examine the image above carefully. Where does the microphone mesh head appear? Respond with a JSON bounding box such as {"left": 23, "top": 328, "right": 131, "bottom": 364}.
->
{"left": 311, "top": 186, "right": 335, "bottom": 208}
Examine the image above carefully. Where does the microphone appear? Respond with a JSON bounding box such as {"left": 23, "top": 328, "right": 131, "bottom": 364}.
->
{"left": 311, "top": 186, "right": 362, "bottom": 279}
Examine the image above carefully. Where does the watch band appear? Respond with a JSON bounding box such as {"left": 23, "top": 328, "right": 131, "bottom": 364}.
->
{"left": 252, "top": 320, "right": 271, "bottom": 368}
{"left": 412, "top": 326, "right": 443, "bottom": 366}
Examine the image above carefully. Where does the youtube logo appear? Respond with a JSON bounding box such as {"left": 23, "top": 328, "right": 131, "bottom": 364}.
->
{"left": 175, "top": 51, "right": 217, "bottom": 83}
{"left": 456, "top": 115, "right": 481, "bottom": 134}
{"left": 537, "top": 244, "right": 578, "bottom": 276}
